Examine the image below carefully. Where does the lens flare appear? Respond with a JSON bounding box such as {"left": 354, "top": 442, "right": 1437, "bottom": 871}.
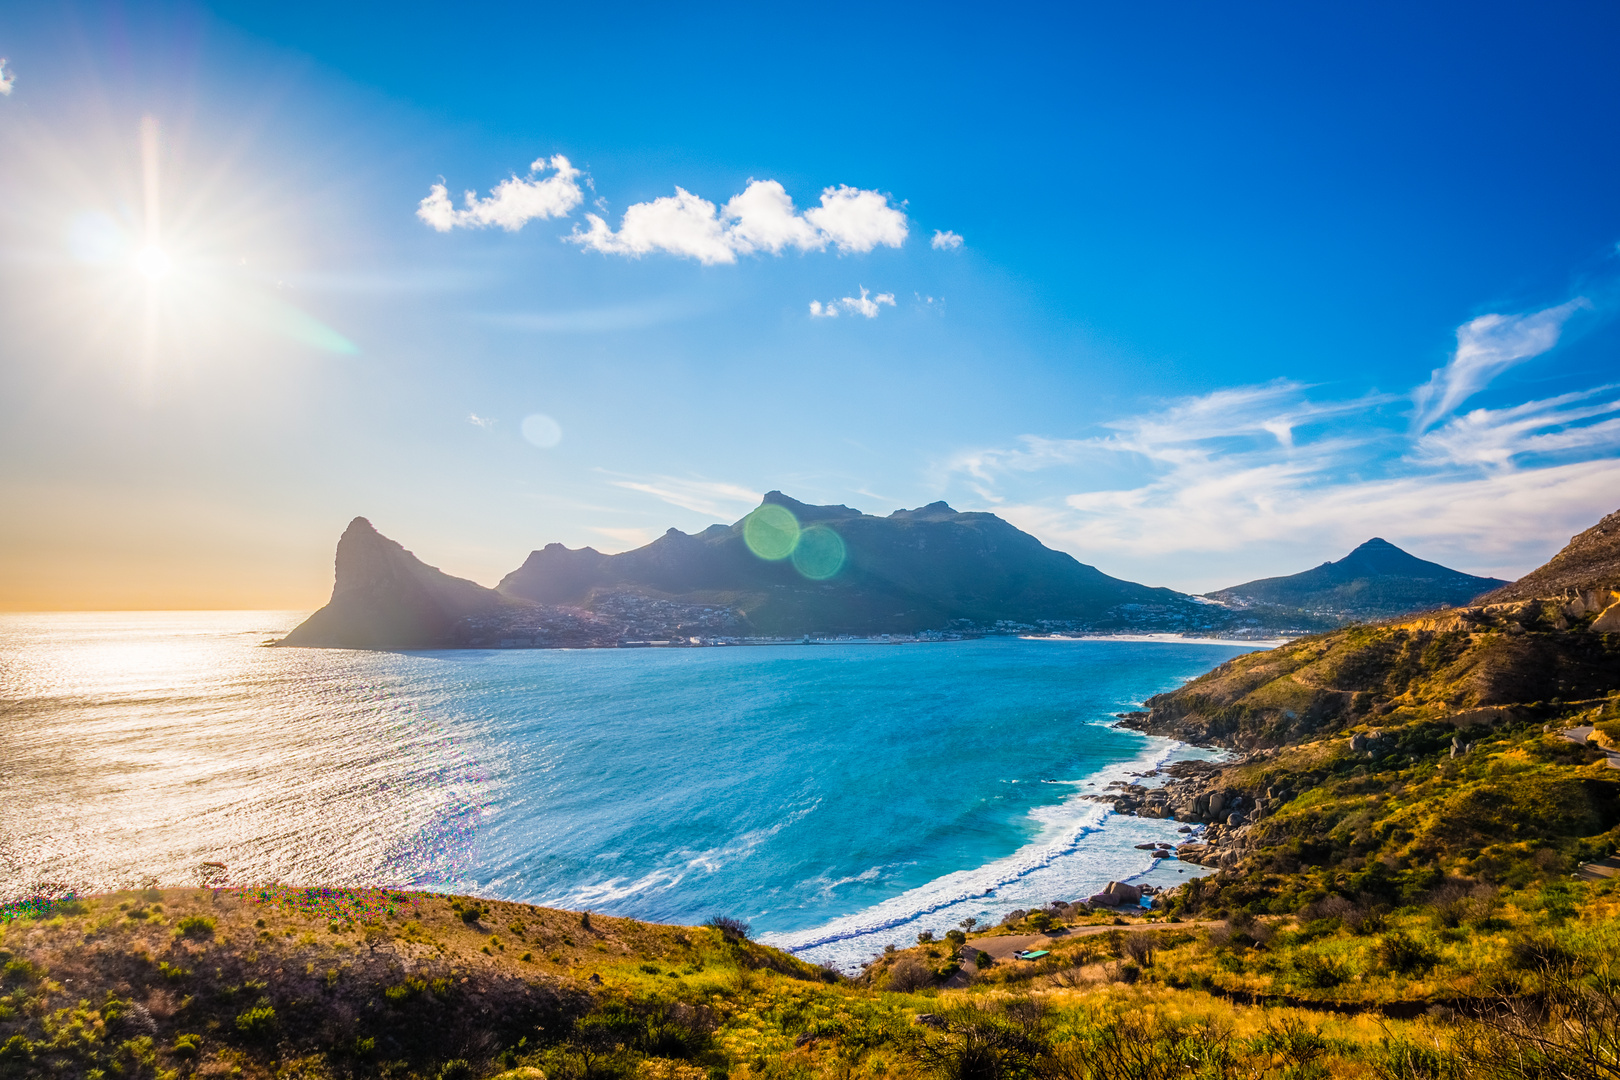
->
{"left": 791, "top": 525, "right": 846, "bottom": 580}
{"left": 521, "top": 414, "right": 562, "bottom": 448}
{"left": 744, "top": 504, "right": 800, "bottom": 560}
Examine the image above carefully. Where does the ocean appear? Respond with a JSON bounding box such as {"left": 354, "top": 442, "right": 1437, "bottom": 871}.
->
{"left": 0, "top": 612, "right": 1261, "bottom": 970}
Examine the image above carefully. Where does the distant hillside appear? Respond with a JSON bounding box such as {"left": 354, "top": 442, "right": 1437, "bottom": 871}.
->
{"left": 1126, "top": 507, "right": 1620, "bottom": 752}
{"left": 1478, "top": 508, "right": 1620, "bottom": 603}
{"left": 497, "top": 491, "right": 1205, "bottom": 636}
{"left": 281, "top": 493, "right": 1253, "bottom": 649}
{"left": 1204, "top": 537, "right": 1507, "bottom": 622}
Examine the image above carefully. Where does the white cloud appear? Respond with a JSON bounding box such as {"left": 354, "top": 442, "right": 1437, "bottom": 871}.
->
{"left": 417, "top": 155, "right": 583, "bottom": 232}
{"left": 931, "top": 229, "right": 963, "bottom": 250}
{"left": 936, "top": 299, "right": 1618, "bottom": 588}
{"left": 802, "top": 186, "right": 909, "bottom": 253}
{"left": 571, "top": 180, "right": 907, "bottom": 263}
{"left": 0, "top": 59, "right": 14, "bottom": 96}
{"left": 723, "top": 180, "right": 823, "bottom": 254}
{"left": 1413, "top": 388, "right": 1620, "bottom": 469}
{"left": 569, "top": 187, "right": 737, "bottom": 264}
{"left": 467, "top": 413, "right": 497, "bottom": 429}
{"left": 1411, "top": 298, "right": 1589, "bottom": 430}
{"left": 609, "top": 476, "right": 763, "bottom": 518}
{"left": 809, "top": 287, "right": 896, "bottom": 319}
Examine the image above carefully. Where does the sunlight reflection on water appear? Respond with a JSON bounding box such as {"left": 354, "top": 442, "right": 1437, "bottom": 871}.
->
{"left": 0, "top": 612, "right": 485, "bottom": 900}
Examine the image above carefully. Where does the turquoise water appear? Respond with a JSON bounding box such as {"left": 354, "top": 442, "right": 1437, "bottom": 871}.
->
{"left": 0, "top": 613, "right": 1255, "bottom": 968}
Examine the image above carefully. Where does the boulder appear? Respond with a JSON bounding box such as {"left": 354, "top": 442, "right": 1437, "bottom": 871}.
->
{"left": 1089, "top": 881, "right": 1143, "bottom": 907}
{"left": 1593, "top": 601, "right": 1620, "bottom": 633}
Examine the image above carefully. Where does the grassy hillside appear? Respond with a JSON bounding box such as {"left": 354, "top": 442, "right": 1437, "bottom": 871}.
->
{"left": 5, "top": 866, "right": 1620, "bottom": 1080}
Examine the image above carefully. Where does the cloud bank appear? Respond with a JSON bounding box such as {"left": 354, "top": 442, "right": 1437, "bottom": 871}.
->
{"left": 569, "top": 180, "right": 907, "bottom": 265}
{"left": 940, "top": 298, "right": 1620, "bottom": 588}
{"left": 418, "top": 155, "right": 583, "bottom": 232}
{"left": 809, "top": 287, "right": 896, "bottom": 319}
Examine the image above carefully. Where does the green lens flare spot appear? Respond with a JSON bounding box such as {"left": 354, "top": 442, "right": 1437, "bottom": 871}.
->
{"left": 792, "top": 525, "right": 846, "bottom": 580}
{"left": 744, "top": 504, "right": 801, "bottom": 561}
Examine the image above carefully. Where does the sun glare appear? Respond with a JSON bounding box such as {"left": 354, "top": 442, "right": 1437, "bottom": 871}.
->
{"left": 135, "top": 244, "right": 172, "bottom": 282}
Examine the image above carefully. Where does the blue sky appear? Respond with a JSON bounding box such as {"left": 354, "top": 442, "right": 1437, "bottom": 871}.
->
{"left": 2, "top": 0, "right": 1619, "bottom": 607}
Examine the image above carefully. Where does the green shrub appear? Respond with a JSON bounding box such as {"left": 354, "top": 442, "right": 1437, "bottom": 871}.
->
{"left": 438, "top": 1059, "right": 474, "bottom": 1080}
{"left": 171, "top": 1033, "right": 201, "bottom": 1059}
{"left": 0, "top": 1035, "right": 35, "bottom": 1064}
{"left": 1293, "top": 951, "right": 1349, "bottom": 988}
{"left": 1378, "top": 932, "right": 1439, "bottom": 975}
{"left": 234, "top": 1003, "right": 277, "bottom": 1039}
{"left": 176, "top": 915, "right": 215, "bottom": 939}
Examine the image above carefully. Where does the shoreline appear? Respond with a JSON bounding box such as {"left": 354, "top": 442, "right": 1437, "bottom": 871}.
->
{"left": 762, "top": 730, "right": 1223, "bottom": 972}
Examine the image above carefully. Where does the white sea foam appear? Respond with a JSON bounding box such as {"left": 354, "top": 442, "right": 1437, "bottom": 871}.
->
{"left": 760, "top": 730, "right": 1218, "bottom": 972}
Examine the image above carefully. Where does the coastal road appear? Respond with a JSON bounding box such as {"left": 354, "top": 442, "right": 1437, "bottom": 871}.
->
{"left": 1558, "top": 726, "right": 1620, "bottom": 769}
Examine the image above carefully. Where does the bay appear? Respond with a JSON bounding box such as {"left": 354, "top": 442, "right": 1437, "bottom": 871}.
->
{"left": 0, "top": 612, "right": 1258, "bottom": 967}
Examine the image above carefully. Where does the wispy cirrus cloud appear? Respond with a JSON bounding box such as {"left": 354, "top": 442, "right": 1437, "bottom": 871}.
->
{"left": 809, "top": 287, "right": 896, "bottom": 319}
{"left": 417, "top": 155, "right": 584, "bottom": 232}
{"left": 938, "top": 298, "right": 1620, "bottom": 588}
{"left": 1411, "top": 298, "right": 1589, "bottom": 431}
{"left": 1414, "top": 387, "right": 1620, "bottom": 469}
{"left": 570, "top": 180, "right": 907, "bottom": 265}
{"left": 607, "top": 475, "right": 763, "bottom": 518}
{"left": 0, "top": 59, "right": 14, "bottom": 96}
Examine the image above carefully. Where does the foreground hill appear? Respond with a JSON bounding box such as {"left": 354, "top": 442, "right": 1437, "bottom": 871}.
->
{"left": 280, "top": 493, "right": 1247, "bottom": 649}
{"left": 1204, "top": 537, "right": 1508, "bottom": 623}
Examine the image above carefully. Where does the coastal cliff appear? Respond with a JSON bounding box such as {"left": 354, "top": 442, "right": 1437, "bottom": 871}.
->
{"left": 279, "top": 517, "right": 523, "bottom": 649}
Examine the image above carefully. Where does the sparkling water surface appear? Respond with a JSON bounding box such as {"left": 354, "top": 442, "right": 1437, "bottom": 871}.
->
{"left": 0, "top": 612, "right": 1256, "bottom": 968}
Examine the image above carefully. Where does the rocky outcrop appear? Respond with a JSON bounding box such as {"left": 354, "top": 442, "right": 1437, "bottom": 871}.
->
{"left": 1479, "top": 508, "right": 1620, "bottom": 603}
{"left": 280, "top": 518, "right": 521, "bottom": 650}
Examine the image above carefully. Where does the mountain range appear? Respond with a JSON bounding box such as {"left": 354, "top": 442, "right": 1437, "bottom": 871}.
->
{"left": 279, "top": 491, "right": 1518, "bottom": 650}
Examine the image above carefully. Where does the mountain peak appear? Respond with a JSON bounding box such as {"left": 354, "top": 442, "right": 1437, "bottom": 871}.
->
{"left": 281, "top": 519, "right": 510, "bottom": 649}
{"left": 1207, "top": 537, "right": 1508, "bottom": 620}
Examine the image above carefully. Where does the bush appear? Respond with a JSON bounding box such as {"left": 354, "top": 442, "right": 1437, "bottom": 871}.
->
{"left": 459, "top": 906, "right": 483, "bottom": 924}
{"left": 885, "top": 957, "right": 934, "bottom": 993}
{"left": 175, "top": 915, "right": 215, "bottom": 939}
{"left": 706, "top": 915, "right": 751, "bottom": 941}
{"left": 234, "top": 1003, "right": 278, "bottom": 1039}
{"left": 1293, "top": 951, "right": 1349, "bottom": 988}
{"left": 1379, "top": 932, "right": 1439, "bottom": 975}
{"left": 171, "top": 1034, "right": 201, "bottom": 1059}
{"left": 438, "top": 1060, "right": 474, "bottom": 1080}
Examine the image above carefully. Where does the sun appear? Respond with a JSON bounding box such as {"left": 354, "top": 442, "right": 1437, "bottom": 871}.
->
{"left": 134, "top": 244, "right": 173, "bottom": 282}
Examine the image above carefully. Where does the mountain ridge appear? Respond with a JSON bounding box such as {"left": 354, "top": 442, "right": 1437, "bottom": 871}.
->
{"left": 1204, "top": 536, "right": 1508, "bottom": 621}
